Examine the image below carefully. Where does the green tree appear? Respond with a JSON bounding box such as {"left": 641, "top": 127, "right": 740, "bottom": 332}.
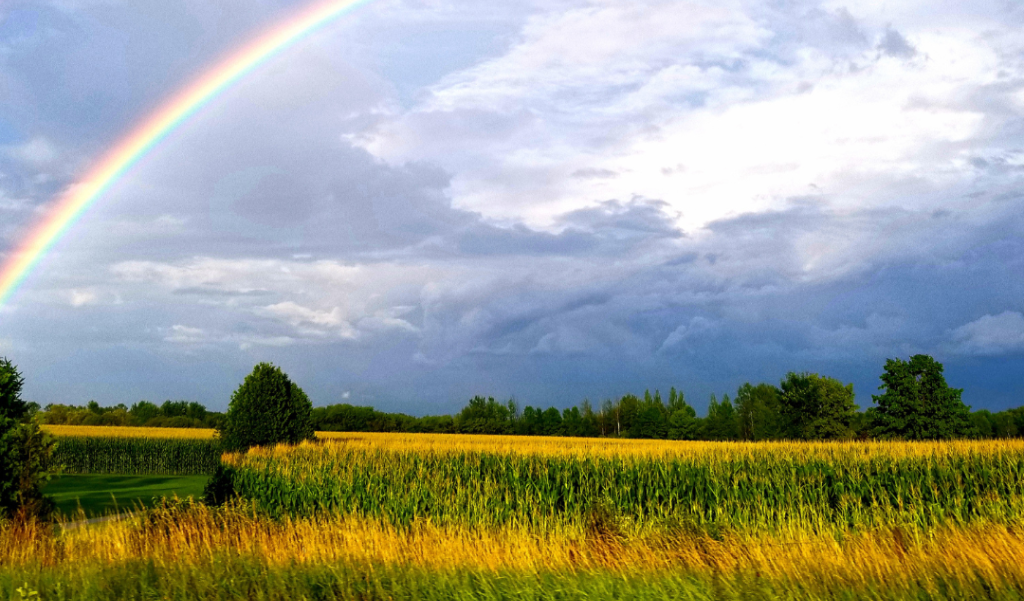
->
{"left": 667, "top": 395, "right": 700, "bottom": 440}
{"left": 562, "top": 406, "right": 583, "bottom": 436}
{"left": 0, "top": 357, "right": 28, "bottom": 421}
{"left": 628, "top": 390, "right": 668, "bottom": 439}
{"left": 667, "top": 387, "right": 686, "bottom": 413}
{"left": 129, "top": 400, "right": 162, "bottom": 425}
{"left": 871, "top": 355, "right": 972, "bottom": 440}
{"left": 704, "top": 393, "right": 739, "bottom": 440}
{"left": 219, "top": 363, "right": 314, "bottom": 451}
{"left": 457, "top": 396, "right": 513, "bottom": 434}
{"left": 970, "top": 410, "right": 994, "bottom": 438}
{"left": 578, "top": 399, "right": 600, "bottom": 437}
{"left": 630, "top": 405, "right": 664, "bottom": 439}
{"left": 597, "top": 399, "right": 613, "bottom": 436}
{"left": 990, "top": 411, "right": 1018, "bottom": 438}
{"left": 540, "top": 407, "right": 563, "bottom": 435}
{"left": 0, "top": 358, "right": 54, "bottom": 520}
{"left": 617, "top": 394, "right": 640, "bottom": 436}
{"left": 735, "top": 383, "right": 783, "bottom": 441}
{"left": 778, "top": 372, "right": 858, "bottom": 440}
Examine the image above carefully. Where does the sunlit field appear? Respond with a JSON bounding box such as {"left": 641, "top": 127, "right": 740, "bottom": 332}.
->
{"left": 4, "top": 500, "right": 1024, "bottom": 600}
{"left": 42, "top": 424, "right": 218, "bottom": 439}
{"left": 8, "top": 428, "right": 1024, "bottom": 599}
{"left": 45, "top": 423, "right": 1024, "bottom": 457}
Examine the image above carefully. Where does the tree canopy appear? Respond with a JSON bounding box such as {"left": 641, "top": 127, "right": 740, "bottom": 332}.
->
{"left": 871, "top": 355, "right": 972, "bottom": 440}
{"left": 219, "top": 363, "right": 314, "bottom": 451}
{"left": 778, "top": 372, "right": 858, "bottom": 440}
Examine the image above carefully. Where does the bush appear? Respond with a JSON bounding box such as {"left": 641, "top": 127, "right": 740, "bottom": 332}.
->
{"left": 203, "top": 464, "right": 236, "bottom": 506}
{"left": 218, "top": 363, "right": 314, "bottom": 452}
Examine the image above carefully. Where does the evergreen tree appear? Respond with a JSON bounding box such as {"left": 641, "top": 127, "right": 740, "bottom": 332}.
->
{"left": 0, "top": 357, "right": 54, "bottom": 519}
{"left": 0, "top": 357, "right": 28, "bottom": 421}
{"left": 667, "top": 387, "right": 687, "bottom": 413}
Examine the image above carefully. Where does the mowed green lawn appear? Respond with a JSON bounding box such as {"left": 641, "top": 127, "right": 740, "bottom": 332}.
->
{"left": 44, "top": 475, "right": 208, "bottom": 518}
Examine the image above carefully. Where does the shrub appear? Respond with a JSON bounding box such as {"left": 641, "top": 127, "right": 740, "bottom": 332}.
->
{"left": 218, "top": 363, "right": 314, "bottom": 452}
{"left": 203, "top": 464, "right": 236, "bottom": 506}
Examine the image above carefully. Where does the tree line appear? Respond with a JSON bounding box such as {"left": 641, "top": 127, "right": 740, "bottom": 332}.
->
{"left": 33, "top": 354, "right": 1024, "bottom": 441}
{"left": 36, "top": 399, "right": 224, "bottom": 429}
{"left": 313, "top": 355, "right": 1016, "bottom": 441}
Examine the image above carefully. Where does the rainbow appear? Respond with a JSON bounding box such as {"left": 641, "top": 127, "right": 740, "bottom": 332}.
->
{"left": 0, "top": 0, "right": 370, "bottom": 309}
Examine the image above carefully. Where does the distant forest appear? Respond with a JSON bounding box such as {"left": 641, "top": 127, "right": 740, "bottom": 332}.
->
{"left": 35, "top": 355, "right": 1024, "bottom": 441}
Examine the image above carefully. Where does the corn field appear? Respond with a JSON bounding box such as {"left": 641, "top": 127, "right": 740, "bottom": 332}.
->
{"left": 50, "top": 436, "right": 222, "bottom": 475}
{"left": 8, "top": 430, "right": 1024, "bottom": 599}
{"left": 225, "top": 436, "right": 1024, "bottom": 534}
{"left": 42, "top": 425, "right": 218, "bottom": 439}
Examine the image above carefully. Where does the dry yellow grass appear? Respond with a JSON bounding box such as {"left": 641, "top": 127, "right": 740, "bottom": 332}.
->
{"left": 4, "top": 502, "right": 1023, "bottom": 594}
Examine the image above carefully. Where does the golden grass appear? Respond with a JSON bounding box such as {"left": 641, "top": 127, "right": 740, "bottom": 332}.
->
{"left": 4, "top": 502, "right": 1023, "bottom": 594}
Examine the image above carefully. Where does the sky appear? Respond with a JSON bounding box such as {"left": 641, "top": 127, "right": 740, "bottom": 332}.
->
{"left": 1, "top": 0, "right": 1023, "bottom": 415}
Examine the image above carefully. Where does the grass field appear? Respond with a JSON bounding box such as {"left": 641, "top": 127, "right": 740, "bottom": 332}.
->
{"left": 6, "top": 429, "right": 1024, "bottom": 599}
{"left": 44, "top": 475, "right": 208, "bottom": 518}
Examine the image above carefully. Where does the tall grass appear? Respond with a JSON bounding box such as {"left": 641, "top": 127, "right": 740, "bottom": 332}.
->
{"left": 3, "top": 501, "right": 1024, "bottom": 600}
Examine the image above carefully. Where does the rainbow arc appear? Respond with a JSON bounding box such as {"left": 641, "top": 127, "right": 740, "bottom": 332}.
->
{"left": 0, "top": 0, "right": 370, "bottom": 308}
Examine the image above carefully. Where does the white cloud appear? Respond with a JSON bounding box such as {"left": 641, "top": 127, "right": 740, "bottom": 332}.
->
{"left": 68, "top": 288, "right": 97, "bottom": 307}
{"left": 109, "top": 256, "right": 438, "bottom": 345}
{"left": 4, "top": 137, "right": 59, "bottom": 166}
{"left": 950, "top": 311, "right": 1024, "bottom": 356}
{"left": 163, "top": 324, "right": 207, "bottom": 344}
{"left": 362, "top": 0, "right": 1020, "bottom": 252}
{"left": 659, "top": 316, "right": 717, "bottom": 353}
{"left": 161, "top": 323, "right": 296, "bottom": 350}
{"left": 256, "top": 302, "right": 357, "bottom": 339}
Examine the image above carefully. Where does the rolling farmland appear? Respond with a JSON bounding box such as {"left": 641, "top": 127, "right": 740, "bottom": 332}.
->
{"left": 5, "top": 429, "right": 1024, "bottom": 599}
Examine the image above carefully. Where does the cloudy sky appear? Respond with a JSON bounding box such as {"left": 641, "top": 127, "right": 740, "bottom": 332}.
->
{"left": 1, "top": 0, "right": 1023, "bottom": 414}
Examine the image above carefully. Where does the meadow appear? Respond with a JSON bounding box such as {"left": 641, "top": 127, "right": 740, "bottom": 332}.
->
{"left": 5, "top": 428, "right": 1024, "bottom": 599}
